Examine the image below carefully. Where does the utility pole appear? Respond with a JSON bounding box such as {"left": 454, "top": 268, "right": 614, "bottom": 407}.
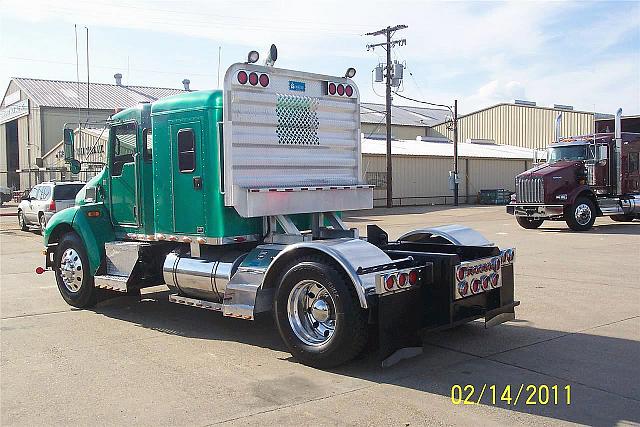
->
{"left": 453, "top": 99, "right": 459, "bottom": 206}
{"left": 366, "top": 25, "right": 407, "bottom": 208}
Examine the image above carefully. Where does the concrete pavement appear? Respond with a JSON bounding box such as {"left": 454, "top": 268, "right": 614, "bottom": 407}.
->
{"left": 1, "top": 206, "right": 639, "bottom": 426}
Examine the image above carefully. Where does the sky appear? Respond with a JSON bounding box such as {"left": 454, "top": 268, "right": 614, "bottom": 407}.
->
{"left": 1, "top": 0, "right": 639, "bottom": 115}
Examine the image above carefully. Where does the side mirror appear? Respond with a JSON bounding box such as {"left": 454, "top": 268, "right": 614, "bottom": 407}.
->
{"left": 63, "top": 128, "right": 75, "bottom": 162}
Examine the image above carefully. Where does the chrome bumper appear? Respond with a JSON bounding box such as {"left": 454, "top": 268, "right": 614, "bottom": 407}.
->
{"left": 506, "top": 204, "right": 564, "bottom": 218}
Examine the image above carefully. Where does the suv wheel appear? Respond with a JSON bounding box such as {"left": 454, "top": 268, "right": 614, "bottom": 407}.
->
{"left": 39, "top": 214, "right": 46, "bottom": 234}
{"left": 18, "top": 210, "right": 28, "bottom": 231}
{"left": 565, "top": 197, "right": 596, "bottom": 231}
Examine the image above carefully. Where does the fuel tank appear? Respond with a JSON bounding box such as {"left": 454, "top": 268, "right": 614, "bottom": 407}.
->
{"left": 163, "top": 251, "right": 247, "bottom": 302}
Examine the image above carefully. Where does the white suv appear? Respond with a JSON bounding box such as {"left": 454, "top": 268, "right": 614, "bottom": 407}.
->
{"left": 18, "top": 181, "right": 86, "bottom": 233}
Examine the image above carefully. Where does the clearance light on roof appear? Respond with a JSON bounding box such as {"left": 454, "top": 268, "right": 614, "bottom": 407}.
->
{"left": 325, "top": 81, "right": 354, "bottom": 98}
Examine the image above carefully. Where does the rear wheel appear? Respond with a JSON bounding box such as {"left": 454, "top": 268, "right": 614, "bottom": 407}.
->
{"left": 274, "top": 256, "right": 368, "bottom": 368}
{"left": 565, "top": 197, "right": 596, "bottom": 231}
{"left": 516, "top": 216, "right": 544, "bottom": 229}
{"left": 54, "top": 232, "right": 97, "bottom": 308}
{"left": 610, "top": 214, "right": 635, "bottom": 222}
{"left": 18, "top": 210, "right": 28, "bottom": 231}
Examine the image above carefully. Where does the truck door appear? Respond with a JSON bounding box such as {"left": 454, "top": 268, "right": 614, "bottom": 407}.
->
{"left": 170, "top": 121, "right": 205, "bottom": 234}
{"left": 109, "top": 122, "right": 139, "bottom": 226}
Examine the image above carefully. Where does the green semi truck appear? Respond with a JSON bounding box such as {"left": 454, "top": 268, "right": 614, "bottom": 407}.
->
{"left": 39, "top": 49, "right": 518, "bottom": 367}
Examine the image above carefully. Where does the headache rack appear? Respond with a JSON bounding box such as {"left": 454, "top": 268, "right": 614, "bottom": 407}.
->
{"left": 223, "top": 64, "right": 372, "bottom": 217}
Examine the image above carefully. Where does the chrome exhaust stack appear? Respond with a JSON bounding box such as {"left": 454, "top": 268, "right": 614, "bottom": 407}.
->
{"left": 555, "top": 112, "right": 562, "bottom": 142}
{"left": 614, "top": 108, "right": 623, "bottom": 194}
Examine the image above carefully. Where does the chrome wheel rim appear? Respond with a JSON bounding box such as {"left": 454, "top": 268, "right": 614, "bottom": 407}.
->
{"left": 59, "top": 248, "right": 83, "bottom": 293}
{"left": 575, "top": 203, "right": 592, "bottom": 226}
{"left": 18, "top": 213, "right": 24, "bottom": 228}
{"left": 287, "top": 280, "right": 336, "bottom": 346}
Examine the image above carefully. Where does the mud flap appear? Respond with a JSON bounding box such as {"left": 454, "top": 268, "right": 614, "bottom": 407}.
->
{"left": 378, "top": 288, "right": 424, "bottom": 367}
{"left": 484, "top": 301, "right": 520, "bottom": 328}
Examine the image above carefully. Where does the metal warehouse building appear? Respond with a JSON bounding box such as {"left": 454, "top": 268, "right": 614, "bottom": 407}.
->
{"left": 429, "top": 102, "right": 597, "bottom": 150}
{"left": 0, "top": 76, "right": 186, "bottom": 190}
{"left": 361, "top": 102, "right": 449, "bottom": 140}
{"left": 362, "top": 138, "right": 534, "bottom": 207}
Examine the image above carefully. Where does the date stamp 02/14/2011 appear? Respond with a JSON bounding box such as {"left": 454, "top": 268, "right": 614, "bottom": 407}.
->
{"left": 451, "top": 384, "right": 571, "bottom": 406}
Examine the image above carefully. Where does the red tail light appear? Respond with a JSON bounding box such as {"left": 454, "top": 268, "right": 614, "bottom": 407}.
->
{"left": 398, "top": 273, "right": 408, "bottom": 287}
{"left": 328, "top": 82, "right": 336, "bottom": 95}
{"left": 248, "top": 72, "right": 259, "bottom": 86}
{"left": 481, "top": 275, "right": 490, "bottom": 290}
{"left": 237, "top": 71, "right": 248, "bottom": 84}
{"left": 458, "top": 281, "right": 468, "bottom": 296}
{"left": 259, "top": 74, "right": 269, "bottom": 87}
{"left": 49, "top": 200, "right": 56, "bottom": 211}
{"left": 456, "top": 266, "right": 465, "bottom": 281}
{"left": 471, "top": 278, "right": 481, "bottom": 294}
{"left": 384, "top": 274, "right": 396, "bottom": 291}
{"left": 345, "top": 85, "right": 353, "bottom": 97}
{"left": 336, "top": 84, "right": 345, "bottom": 96}
{"left": 408, "top": 269, "right": 418, "bottom": 285}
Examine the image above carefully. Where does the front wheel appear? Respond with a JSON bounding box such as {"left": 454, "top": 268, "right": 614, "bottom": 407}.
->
{"left": 273, "top": 257, "right": 368, "bottom": 368}
{"left": 516, "top": 216, "right": 544, "bottom": 229}
{"left": 18, "top": 210, "right": 28, "bottom": 231}
{"left": 54, "top": 232, "right": 97, "bottom": 308}
{"left": 565, "top": 197, "right": 596, "bottom": 231}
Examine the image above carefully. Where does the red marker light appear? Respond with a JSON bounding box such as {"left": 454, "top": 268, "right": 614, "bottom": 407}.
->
{"left": 259, "top": 74, "right": 269, "bottom": 87}
{"left": 408, "top": 269, "right": 419, "bottom": 285}
{"left": 384, "top": 275, "right": 396, "bottom": 291}
{"left": 336, "top": 84, "right": 345, "bottom": 96}
{"left": 345, "top": 85, "right": 353, "bottom": 97}
{"left": 458, "top": 281, "right": 468, "bottom": 296}
{"left": 471, "top": 278, "right": 481, "bottom": 293}
{"left": 248, "top": 72, "right": 259, "bottom": 86}
{"left": 35, "top": 267, "right": 45, "bottom": 275}
{"left": 456, "top": 266, "right": 466, "bottom": 281}
{"left": 328, "top": 82, "right": 336, "bottom": 95}
{"left": 398, "top": 273, "right": 408, "bottom": 287}
{"left": 237, "top": 71, "right": 248, "bottom": 84}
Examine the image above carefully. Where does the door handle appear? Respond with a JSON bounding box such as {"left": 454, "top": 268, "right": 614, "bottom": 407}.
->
{"left": 193, "top": 176, "right": 202, "bottom": 189}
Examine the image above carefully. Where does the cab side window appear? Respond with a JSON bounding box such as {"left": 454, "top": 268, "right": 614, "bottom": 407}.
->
{"left": 111, "top": 122, "right": 137, "bottom": 176}
{"left": 629, "top": 152, "right": 639, "bottom": 173}
{"left": 177, "top": 129, "right": 195, "bottom": 173}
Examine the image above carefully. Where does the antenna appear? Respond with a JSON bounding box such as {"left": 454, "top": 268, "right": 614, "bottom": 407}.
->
{"left": 85, "top": 26, "right": 90, "bottom": 125}
{"left": 217, "top": 46, "right": 222, "bottom": 89}
{"left": 74, "top": 24, "right": 82, "bottom": 154}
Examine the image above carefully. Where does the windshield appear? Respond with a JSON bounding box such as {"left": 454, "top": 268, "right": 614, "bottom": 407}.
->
{"left": 547, "top": 144, "right": 592, "bottom": 164}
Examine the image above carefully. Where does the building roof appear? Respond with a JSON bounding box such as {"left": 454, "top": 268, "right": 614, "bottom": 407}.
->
{"left": 432, "top": 102, "right": 606, "bottom": 126}
{"left": 362, "top": 137, "right": 534, "bottom": 160}
{"left": 361, "top": 102, "right": 450, "bottom": 127}
{"left": 9, "top": 77, "right": 186, "bottom": 110}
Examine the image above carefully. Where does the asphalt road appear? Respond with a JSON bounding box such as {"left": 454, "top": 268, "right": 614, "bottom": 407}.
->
{"left": 1, "top": 205, "right": 639, "bottom": 426}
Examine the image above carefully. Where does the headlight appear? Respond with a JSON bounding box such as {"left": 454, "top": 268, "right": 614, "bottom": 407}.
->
{"left": 555, "top": 194, "right": 568, "bottom": 201}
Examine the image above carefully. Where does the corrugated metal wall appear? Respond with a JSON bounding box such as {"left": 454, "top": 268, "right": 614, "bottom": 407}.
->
{"left": 0, "top": 124, "right": 7, "bottom": 187}
{"left": 362, "top": 123, "right": 426, "bottom": 140}
{"left": 430, "top": 104, "right": 594, "bottom": 150}
{"left": 363, "top": 154, "right": 531, "bottom": 206}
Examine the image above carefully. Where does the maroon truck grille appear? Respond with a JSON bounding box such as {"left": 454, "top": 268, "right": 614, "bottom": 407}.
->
{"left": 515, "top": 177, "right": 544, "bottom": 203}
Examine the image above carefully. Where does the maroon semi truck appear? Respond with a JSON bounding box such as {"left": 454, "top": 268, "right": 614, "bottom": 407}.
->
{"left": 507, "top": 109, "right": 640, "bottom": 231}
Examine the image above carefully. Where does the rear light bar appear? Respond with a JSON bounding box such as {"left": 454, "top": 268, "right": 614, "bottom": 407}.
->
{"left": 376, "top": 266, "right": 424, "bottom": 294}
{"left": 454, "top": 248, "right": 515, "bottom": 300}
{"left": 236, "top": 70, "right": 270, "bottom": 88}
{"left": 325, "top": 81, "right": 354, "bottom": 98}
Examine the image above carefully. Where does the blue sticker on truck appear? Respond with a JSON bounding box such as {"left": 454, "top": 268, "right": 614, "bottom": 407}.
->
{"left": 288, "top": 81, "right": 306, "bottom": 92}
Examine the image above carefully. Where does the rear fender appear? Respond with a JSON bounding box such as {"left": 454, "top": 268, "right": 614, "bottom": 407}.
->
{"left": 262, "top": 239, "right": 394, "bottom": 309}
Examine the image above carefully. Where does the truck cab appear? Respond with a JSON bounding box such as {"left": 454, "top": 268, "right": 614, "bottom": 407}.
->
{"left": 507, "top": 110, "right": 640, "bottom": 231}
{"left": 41, "top": 52, "right": 519, "bottom": 368}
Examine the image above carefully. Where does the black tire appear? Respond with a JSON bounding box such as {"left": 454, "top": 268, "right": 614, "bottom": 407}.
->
{"left": 53, "top": 232, "right": 97, "bottom": 308}
{"left": 565, "top": 197, "right": 596, "bottom": 231}
{"left": 610, "top": 214, "right": 635, "bottom": 222}
{"left": 516, "top": 216, "right": 544, "bottom": 229}
{"left": 38, "top": 214, "right": 46, "bottom": 235}
{"left": 18, "top": 210, "right": 28, "bottom": 231}
{"left": 273, "top": 256, "right": 368, "bottom": 368}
